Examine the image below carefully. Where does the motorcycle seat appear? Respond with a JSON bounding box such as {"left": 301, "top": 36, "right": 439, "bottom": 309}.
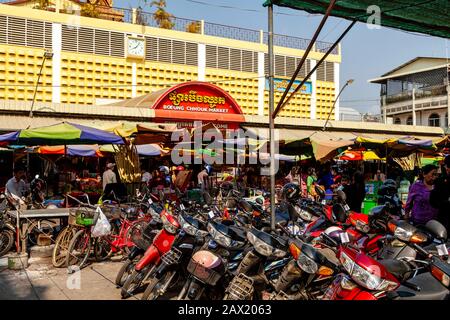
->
{"left": 394, "top": 272, "right": 449, "bottom": 300}
{"left": 368, "top": 205, "right": 384, "bottom": 217}
{"left": 379, "top": 259, "right": 413, "bottom": 282}
{"left": 228, "top": 225, "right": 247, "bottom": 241}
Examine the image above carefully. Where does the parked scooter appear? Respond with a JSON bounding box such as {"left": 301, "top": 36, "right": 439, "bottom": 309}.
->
{"left": 224, "top": 226, "right": 290, "bottom": 300}
{"left": 176, "top": 220, "right": 248, "bottom": 300}
{"left": 141, "top": 214, "right": 209, "bottom": 300}
{"left": 322, "top": 219, "right": 450, "bottom": 300}
{"left": 30, "top": 174, "right": 46, "bottom": 209}
{"left": 120, "top": 208, "right": 180, "bottom": 298}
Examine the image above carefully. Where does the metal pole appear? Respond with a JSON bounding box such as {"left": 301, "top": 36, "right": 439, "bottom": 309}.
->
{"left": 275, "top": 21, "right": 356, "bottom": 118}
{"left": 29, "top": 56, "right": 47, "bottom": 118}
{"left": 268, "top": 4, "right": 276, "bottom": 231}
{"left": 412, "top": 88, "right": 416, "bottom": 125}
{"left": 322, "top": 80, "right": 353, "bottom": 131}
{"left": 272, "top": 0, "right": 338, "bottom": 118}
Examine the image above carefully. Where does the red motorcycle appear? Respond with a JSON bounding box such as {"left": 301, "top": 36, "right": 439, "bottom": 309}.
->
{"left": 121, "top": 209, "right": 180, "bottom": 298}
{"left": 322, "top": 220, "right": 450, "bottom": 300}
{"left": 322, "top": 244, "right": 401, "bottom": 300}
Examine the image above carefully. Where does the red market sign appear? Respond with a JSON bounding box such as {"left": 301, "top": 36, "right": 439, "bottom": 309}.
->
{"left": 151, "top": 82, "right": 245, "bottom": 124}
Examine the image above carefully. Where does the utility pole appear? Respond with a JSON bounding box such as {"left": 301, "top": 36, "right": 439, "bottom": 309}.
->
{"left": 29, "top": 50, "right": 53, "bottom": 118}
{"left": 268, "top": 4, "right": 276, "bottom": 231}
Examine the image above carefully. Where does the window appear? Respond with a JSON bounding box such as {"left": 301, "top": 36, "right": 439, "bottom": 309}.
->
{"left": 406, "top": 116, "right": 413, "bottom": 125}
{"left": 394, "top": 118, "right": 401, "bottom": 124}
{"left": 428, "top": 113, "right": 440, "bottom": 127}
{"left": 445, "top": 113, "right": 448, "bottom": 127}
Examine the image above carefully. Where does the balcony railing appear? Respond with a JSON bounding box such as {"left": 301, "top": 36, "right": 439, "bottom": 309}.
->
{"left": 0, "top": 2, "right": 339, "bottom": 54}
{"left": 386, "top": 84, "right": 447, "bottom": 104}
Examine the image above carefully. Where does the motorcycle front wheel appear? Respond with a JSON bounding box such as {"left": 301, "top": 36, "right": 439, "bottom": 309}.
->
{"left": 141, "top": 270, "right": 176, "bottom": 300}
{"left": 121, "top": 264, "right": 155, "bottom": 299}
{"left": 115, "top": 258, "right": 139, "bottom": 287}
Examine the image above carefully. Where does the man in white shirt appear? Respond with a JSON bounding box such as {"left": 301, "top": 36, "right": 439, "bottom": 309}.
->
{"left": 102, "top": 163, "right": 117, "bottom": 191}
{"left": 5, "top": 167, "right": 28, "bottom": 208}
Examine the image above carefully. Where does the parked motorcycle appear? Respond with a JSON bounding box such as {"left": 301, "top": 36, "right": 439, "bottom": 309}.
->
{"left": 141, "top": 214, "right": 209, "bottom": 300}
{"left": 224, "top": 226, "right": 290, "bottom": 300}
{"left": 322, "top": 219, "right": 450, "bottom": 300}
{"left": 120, "top": 208, "right": 180, "bottom": 298}
{"left": 176, "top": 220, "right": 248, "bottom": 300}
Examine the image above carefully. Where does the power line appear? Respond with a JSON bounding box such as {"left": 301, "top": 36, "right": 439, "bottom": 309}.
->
{"left": 182, "top": 0, "right": 313, "bottom": 17}
{"left": 340, "top": 98, "right": 380, "bottom": 103}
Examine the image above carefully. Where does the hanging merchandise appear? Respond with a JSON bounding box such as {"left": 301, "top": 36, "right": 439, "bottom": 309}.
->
{"left": 113, "top": 143, "right": 141, "bottom": 183}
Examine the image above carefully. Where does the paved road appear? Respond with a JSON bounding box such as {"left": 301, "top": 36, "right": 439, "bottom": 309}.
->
{"left": 0, "top": 256, "right": 143, "bottom": 300}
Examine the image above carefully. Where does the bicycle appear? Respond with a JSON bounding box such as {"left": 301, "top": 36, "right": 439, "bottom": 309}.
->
{"left": 93, "top": 204, "right": 151, "bottom": 262}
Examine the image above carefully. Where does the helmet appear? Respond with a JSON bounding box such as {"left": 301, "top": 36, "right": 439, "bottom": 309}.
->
{"left": 378, "top": 179, "right": 397, "bottom": 197}
{"left": 159, "top": 166, "right": 169, "bottom": 175}
{"left": 175, "top": 166, "right": 185, "bottom": 171}
{"left": 323, "top": 226, "right": 345, "bottom": 245}
{"left": 281, "top": 183, "right": 301, "bottom": 201}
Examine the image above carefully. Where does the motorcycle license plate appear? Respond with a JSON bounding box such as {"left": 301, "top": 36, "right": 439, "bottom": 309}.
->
{"left": 436, "top": 244, "right": 449, "bottom": 256}
{"left": 194, "top": 265, "right": 210, "bottom": 280}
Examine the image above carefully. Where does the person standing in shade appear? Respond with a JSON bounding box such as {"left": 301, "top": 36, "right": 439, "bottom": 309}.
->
{"left": 343, "top": 171, "right": 366, "bottom": 212}
{"left": 430, "top": 156, "right": 450, "bottom": 231}
{"left": 406, "top": 164, "right": 439, "bottom": 225}
{"left": 306, "top": 167, "right": 317, "bottom": 199}
{"left": 102, "top": 162, "right": 117, "bottom": 191}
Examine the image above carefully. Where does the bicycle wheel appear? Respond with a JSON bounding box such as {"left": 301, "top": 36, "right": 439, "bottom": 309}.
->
{"left": 27, "top": 219, "right": 55, "bottom": 246}
{"left": 66, "top": 229, "right": 92, "bottom": 270}
{"left": 0, "top": 229, "right": 14, "bottom": 257}
{"left": 93, "top": 237, "right": 113, "bottom": 262}
{"left": 52, "top": 226, "right": 77, "bottom": 268}
{"left": 93, "top": 220, "right": 121, "bottom": 261}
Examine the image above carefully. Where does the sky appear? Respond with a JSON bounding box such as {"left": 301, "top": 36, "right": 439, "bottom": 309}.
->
{"left": 115, "top": 0, "right": 450, "bottom": 114}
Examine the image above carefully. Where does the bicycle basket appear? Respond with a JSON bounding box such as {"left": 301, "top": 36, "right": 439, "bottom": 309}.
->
{"left": 226, "top": 273, "right": 254, "bottom": 300}
{"left": 69, "top": 207, "right": 98, "bottom": 227}
{"left": 161, "top": 247, "right": 182, "bottom": 265}
{"left": 130, "top": 222, "right": 153, "bottom": 250}
{"left": 142, "top": 222, "right": 157, "bottom": 242}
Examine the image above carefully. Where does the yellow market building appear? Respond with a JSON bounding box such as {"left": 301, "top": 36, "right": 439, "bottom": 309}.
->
{"left": 0, "top": 2, "right": 342, "bottom": 125}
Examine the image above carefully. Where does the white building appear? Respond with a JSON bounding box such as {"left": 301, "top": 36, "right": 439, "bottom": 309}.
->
{"left": 339, "top": 107, "right": 362, "bottom": 121}
{"left": 369, "top": 57, "right": 450, "bottom": 131}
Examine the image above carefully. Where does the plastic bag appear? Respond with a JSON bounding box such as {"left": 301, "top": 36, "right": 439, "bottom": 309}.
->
{"left": 91, "top": 207, "right": 111, "bottom": 238}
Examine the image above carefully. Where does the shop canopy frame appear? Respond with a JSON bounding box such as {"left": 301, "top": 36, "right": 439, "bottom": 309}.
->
{"left": 262, "top": 0, "right": 450, "bottom": 229}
